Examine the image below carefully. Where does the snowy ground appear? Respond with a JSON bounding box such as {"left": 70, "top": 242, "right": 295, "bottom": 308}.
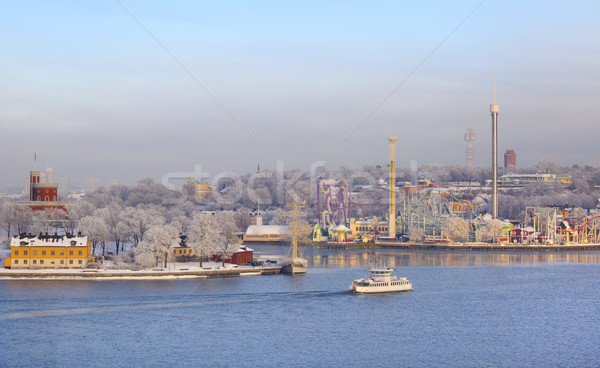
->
{"left": 0, "top": 261, "right": 277, "bottom": 279}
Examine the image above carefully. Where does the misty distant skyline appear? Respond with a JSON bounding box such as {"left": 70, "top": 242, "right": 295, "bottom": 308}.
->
{"left": 1, "top": 1, "right": 599, "bottom": 189}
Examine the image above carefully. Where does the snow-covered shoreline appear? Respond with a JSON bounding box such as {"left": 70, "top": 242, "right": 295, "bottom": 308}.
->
{"left": 0, "top": 262, "right": 281, "bottom": 280}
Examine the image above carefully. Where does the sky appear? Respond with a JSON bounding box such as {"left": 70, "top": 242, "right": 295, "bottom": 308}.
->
{"left": 1, "top": 1, "right": 599, "bottom": 190}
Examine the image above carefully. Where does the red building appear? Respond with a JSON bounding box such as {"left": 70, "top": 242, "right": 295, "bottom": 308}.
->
{"left": 504, "top": 149, "right": 516, "bottom": 170}
{"left": 29, "top": 171, "right": 58, "bottom": 202}
{"left": 20, "top": 170, "right": 73, "bottom": 211}
{"left": 211, "top": 246, "right": 254, "bottom": 265}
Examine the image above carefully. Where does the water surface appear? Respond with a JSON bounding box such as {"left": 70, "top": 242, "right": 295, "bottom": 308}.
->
{"left": 2, "top": 248, "right": 599, "bottom": 367}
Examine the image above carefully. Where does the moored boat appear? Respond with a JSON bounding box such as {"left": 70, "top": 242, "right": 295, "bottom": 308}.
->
{"left": 281, "top": 258, "right": 307, "bottom": 275}
{"left": 349, "top": 267, "right": 412, "bottom": 293}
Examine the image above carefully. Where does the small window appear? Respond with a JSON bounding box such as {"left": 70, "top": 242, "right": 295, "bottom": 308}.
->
{"left": 69, "top": 260, "right": 73, "bottom": 264}
{"left": 37, "top": 196, "right": 41, "bottom": 201}
{"left": 40, "top": 260, "right": 44, "bottom": 264}
{"left": 24, "top": 260, "right": 28, "bottom": 264}
{"left": 14, "top": 260, "right": 18, "bottom": 264}
{"left": 51, "top": 250, "right": 55, "bottom": 255}
{"left": 70, "top": 241, "right": 77, "bottom": 246}
{"left": 33, "top": 260, "right": 37, "bottom": 264}
{"left": 78, "top": 260, "right": 82, "bottom": 264}
{"left": 20, "top": 241, "right": 27, "bottom": 246}
{"left": 33, "top": 250, "right": 37, "bottom": 255}
{"left": 78, "top": 250, "right": 82, "bottom": 256}
{"left": 45, "top": 196, "right": 49, "bottom": 201}
{"left": 14, "top": 250, "right": 18, "bottom": 256}
{"left": 69, "top": 250, "right": 73, "bottom": 256}
{"left": 51, "top": 261, "right": 55, "bottom": 264}
{"left": 60, "top": 260, "right": 64, "bottom": 264}
{"left": 24, "top": 250, "right": 27, "bottom": 255}
{"left": 53, "top": 196, "right": 56, "bottom": 201}
{"left": 60, "top": 250, "right": 64, "bottom": 255}
{"left": 42, "top": 250, "right": 46, "bottom": 255}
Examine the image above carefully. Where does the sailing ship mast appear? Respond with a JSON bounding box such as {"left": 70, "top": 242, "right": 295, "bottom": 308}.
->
{"left": 281, "top": 201, "right": 309, "bottom": 274}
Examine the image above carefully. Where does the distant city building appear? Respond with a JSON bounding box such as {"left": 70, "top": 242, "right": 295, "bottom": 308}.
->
{"left": 499, "top": 173, "right": 572, "bottom": 187}
{"left": 504, "top": 149, "right": 516, "bottom": 171}
{"left": 464, "top": 128, "right": 475, "bottom": 168}
{"left": 5, "top": 234, "right": 94, "bottom": 269}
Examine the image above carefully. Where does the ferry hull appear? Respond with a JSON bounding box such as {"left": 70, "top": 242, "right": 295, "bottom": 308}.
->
{"left": 349, "top": 283, "right": 412, "bottom": 293}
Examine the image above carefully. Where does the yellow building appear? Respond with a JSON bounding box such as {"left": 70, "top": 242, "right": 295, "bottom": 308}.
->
{"left": 5, "top": 234, "right": 94, "bottom": 269}
{"left": 197, "top": 183, "right": 216, "bottom": 199}
{"left": 350, "top": 217, "right": 392, "bottom": 239}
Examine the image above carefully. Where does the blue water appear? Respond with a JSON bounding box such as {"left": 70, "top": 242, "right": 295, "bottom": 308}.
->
{"left": 1, "top": 248, "right": 600, "bottom": 368}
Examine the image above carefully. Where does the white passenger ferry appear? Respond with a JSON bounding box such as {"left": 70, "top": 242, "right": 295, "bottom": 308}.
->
{"left": 349, "top": 267, "right": 412, "bottom": 293}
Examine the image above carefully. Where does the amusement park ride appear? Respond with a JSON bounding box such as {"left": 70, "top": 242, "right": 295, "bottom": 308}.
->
{"left": 515, "top": 207, "right": 600, "bottom": 245}
{"left": 317, "top": 179, "right": 350, "bottom": 229}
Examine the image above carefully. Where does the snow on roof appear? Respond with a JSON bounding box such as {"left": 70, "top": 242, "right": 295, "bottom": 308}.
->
{"left": 10, "top": 234, "right": 88, "bottom": 247}
{"left": 245, "top": 225, "right": 288, "bottom": 235}
{"left": 331, "top": 225, "right": 351, "bottom": 232}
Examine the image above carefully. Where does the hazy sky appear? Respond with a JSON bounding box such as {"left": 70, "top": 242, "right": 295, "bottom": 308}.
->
{"left": 1, "top": 1, "right": 598, "bottom": 189}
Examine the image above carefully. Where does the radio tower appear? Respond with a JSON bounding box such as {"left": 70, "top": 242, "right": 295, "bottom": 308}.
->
{"left": 490, "top": 75, "right": 499, "bottom": 219}
{"left": 464, "top": 128, "right": 475, "bottom": 168}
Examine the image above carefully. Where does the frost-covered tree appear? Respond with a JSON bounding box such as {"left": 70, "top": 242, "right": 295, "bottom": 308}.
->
{"left": 188, "top": 214, "right": 221, "bottom": 264}
{"left": 477, "top": 219, "right": 504, "bottom": 243}
{"left": 136, "top": 224, "right": 179, "bottom": 268}
{"left": 96, "top": 201, "right": 127, "bottom": 255}
{"left": 444, "top": 217, "right": 469, "bottom": 242}
{"left": 409, "top": 228, "right": 425, "bottom": 242}
{"left": 120, "top": 206, "right": 165, "bottom": 247}
{"left": 64, "top": 202, "right": 96, "bottom": 235}
{"left": 214, "top": 212, "right": 242, "bottom": 264}
{"left": 0, "top": 202, "right": 33, "bottom": 240}
{"left": 30, "top": 211, "right": 52, "bottom": 235}
{"left": 269, "top": 209, "right": 287, "bottom": 225}
{"left": 79, "top": 215, "right": 110, "bottom": 256}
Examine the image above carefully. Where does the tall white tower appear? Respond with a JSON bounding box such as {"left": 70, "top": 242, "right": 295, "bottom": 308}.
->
{"left": 490, "top": 76, "right": 499, "bottom": 219}
{"left": 388, "top": 137, "right": 397, "bottom": 238}
{"left": 465, "top": 128, "right": 475, "bottom": 168}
